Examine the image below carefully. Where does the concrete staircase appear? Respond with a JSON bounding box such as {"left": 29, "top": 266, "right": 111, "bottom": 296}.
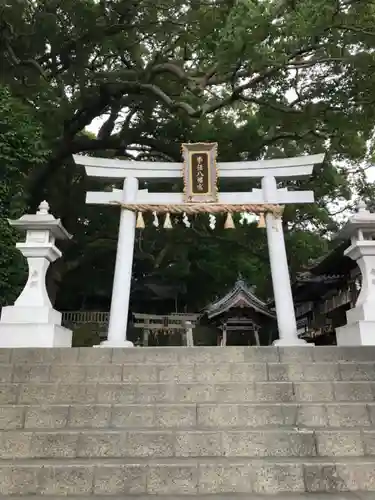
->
{"left": 0, "top": 346, "right": 375, "bottom": 497}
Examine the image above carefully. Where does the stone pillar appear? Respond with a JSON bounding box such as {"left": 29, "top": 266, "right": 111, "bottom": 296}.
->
{"left": 143, "top": 329, "right": 149, "bottom": 347}
{"left": 336, "top": 202, "right": 375, "bottom": 345}
{"left": 0, "top": 201, "right": 73, "bottom": 347}
{"left": 262, "top": 176, "right": 306, "bottom": 346}
{"left": 102, "top": 177, "right": 138, "bottom": 347}
{"left": 185, "top": 321, "right": 194, "bottom": 347}
{"left": 253, "top": 326, "right": 261, "bottom": 346}
{"left": 221, "top": 324, "right": 227, "bottom": 347}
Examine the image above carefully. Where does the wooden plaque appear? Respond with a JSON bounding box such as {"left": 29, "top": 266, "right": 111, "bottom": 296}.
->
{"left": 182, "top": 142, "right": 218, "bottom": 203}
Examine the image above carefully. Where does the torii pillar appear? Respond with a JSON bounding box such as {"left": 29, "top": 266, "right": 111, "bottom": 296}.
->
{"left": 101, "top": 178, "right": 139, "bottom": 347}
{"left": 262, "top": 176, "right": 306, "bottom": 346}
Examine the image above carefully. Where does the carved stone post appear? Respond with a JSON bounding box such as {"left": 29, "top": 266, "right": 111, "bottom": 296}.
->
{"left": 0, "top": 201, "right": 73, "bottom": 347}
{"left": 336, "top": 202, "right": 375, "bottom": 345}
{"left": 185, "top": 321, "right": 194, "bottom": 347}
{"left": 143, "top": 329, "right": 149, "bottom": 347}
{"left": 253, "top": 326, "right": 261, "bottom": 346}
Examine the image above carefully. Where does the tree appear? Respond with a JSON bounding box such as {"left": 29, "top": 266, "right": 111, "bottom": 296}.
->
{"left": 1, "top": 0, "right": 375, "bottom": 313}
{"left": 0, "top": 85, "right": 49, "bottom": 305}
{"left": 1, "top": 0, "right": 375, "bottom": 197}
{"left": 54, "top": 110, "right": 337, "bottom": 313}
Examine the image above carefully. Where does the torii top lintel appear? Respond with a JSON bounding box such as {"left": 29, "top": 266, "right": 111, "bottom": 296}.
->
{"left": 73, "top": 153, "right": 325, "bottom": 181}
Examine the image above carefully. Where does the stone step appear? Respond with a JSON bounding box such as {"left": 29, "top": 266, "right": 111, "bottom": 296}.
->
{"left": 2, "top": 346, "right": 375, "bottom": 366}
{"left": 3, "top": 495, "right": 375, "bottom": 500}
{"left": 1, "top": 346, "right": 375, "bottom": 497}
{"left": 1, "top": 428, "right": 375, "bottom": 459}
{"left": 2, "top": 403, "right": 375, "bottom": 430}
{"left": 1, "top": 381, "right": 374, "bottom": 404}
{"left": 1, "top": 457, "right": 375, "bottom": 494}
{"left": 1, "top": 361, "right": 374, "bottom": 383}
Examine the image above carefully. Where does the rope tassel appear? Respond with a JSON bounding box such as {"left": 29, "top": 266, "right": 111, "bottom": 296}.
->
{"left": 257, "top": 212, "right": 266, "bottom": 229}
{"left": 208, "top": 213, "right": 216, "bottom": 230}
{"left": 163, "top": 212, "right": 173, "bottom": 229}
{"left": 224, "top": 212, "right": 235, "bottom": 229}
{"left": 136, "top": 212, "right": 145, "bottom": 229}
{"left": 182, "top": 212, "right": 191, "bottom": 228}
{"left": 152, "top": 212, "right": 159, "bottom": 227}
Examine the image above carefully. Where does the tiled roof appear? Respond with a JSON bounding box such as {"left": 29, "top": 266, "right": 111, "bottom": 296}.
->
{"left": 305, "top": 241, "right": 354, "bottom": 276}
{"left": 295, "top": 272, "right": 345, "bottom": 283}
{"left": 205, "top": 279, "right": 276, "bottom": 319}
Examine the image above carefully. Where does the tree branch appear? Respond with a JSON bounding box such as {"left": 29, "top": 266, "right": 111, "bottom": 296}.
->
{"left": 150, "top": 62, "right": 189, "bottom": 81}
{"left": 97, "top": 100, "right": 122, "bottom": 140}
{"left": 240, "top": 96, "right": 303, "bottom": 114}
{"left": 139, "top": 83, "right": 196, "bottom": 115}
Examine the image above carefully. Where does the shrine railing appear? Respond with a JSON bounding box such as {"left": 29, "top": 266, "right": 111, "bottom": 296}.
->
{"left": 318, "top": 284, "right": 359, "bottom": 315}
{"left": 295, "top": 281, "right": 361, "bottom": 322}
{"left": 62, "top": 311, "right": 109, "bottom": 326}
{"left": 295, "top": 301, "right": 314, "bottom": 318}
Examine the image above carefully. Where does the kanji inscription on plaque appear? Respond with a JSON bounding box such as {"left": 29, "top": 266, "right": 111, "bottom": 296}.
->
{"left": 182, "top": 142, "right": 218, "bottom": 203}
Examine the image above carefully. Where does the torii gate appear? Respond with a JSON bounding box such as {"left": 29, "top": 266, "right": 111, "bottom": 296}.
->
{"left": 74, "top": 146, "right": 324, "bottom": 347}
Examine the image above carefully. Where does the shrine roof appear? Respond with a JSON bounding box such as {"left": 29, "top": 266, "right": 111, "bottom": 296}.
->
{"left": 290, "top": 241, "right": 358, "bottom": 303}
{"left": 305, "top": 241, "right": 354, "bottom": 276}
{"left": 291, "top": 272, "right": 347, "bottom": 303}
{"left": 205, "top": 279, "right": 276, "bottom": 319}
{"left": 295, "top": 272, "right": 345, "bottom": 283}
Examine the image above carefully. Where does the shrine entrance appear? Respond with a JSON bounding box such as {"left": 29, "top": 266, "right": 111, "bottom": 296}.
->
{"left": 204, "top": 278, "right": 276, "bottom": 346}
{"left": 133, "top": 313, "right": 199, "bottom": 347}
{"left": 74, "top": 144, "right": 324, "bottom": 347}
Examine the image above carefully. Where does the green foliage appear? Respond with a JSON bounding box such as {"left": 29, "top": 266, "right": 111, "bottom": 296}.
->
{"left": 1, "top": 0, "right": 375, "bottom": 314}
{"left": 0, "top": 85, "right": 49, "bottom": 305}
{"left": 71, "top": 323, "right": 101, "bottom": 347}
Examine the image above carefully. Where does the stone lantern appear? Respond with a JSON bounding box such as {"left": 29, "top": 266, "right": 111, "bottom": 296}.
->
{"left": 335, "top": 201, "right": 375, "bottom": 345}
{"left": 0, "top": 201, "right": 73, "bottom": 347}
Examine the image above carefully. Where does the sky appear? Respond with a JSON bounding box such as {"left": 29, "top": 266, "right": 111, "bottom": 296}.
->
{"left": 366, "top": 167, "right": 375, "bottom": 182}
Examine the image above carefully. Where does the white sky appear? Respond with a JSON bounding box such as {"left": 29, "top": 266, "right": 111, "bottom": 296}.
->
{"left": 367, "top": 167, "right": 375, "bottom": 182}
{"left": 86, "top": 117, "right": 105, "bottom": 136}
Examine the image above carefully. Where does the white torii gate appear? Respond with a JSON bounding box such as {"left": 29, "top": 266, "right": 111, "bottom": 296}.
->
{"left": 74, "top": 152, "right": 324, "bottom": 347}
